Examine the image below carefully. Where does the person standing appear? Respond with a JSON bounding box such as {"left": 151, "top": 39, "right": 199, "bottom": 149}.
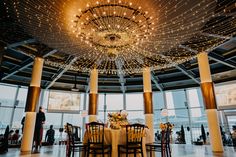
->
{"left": 231, "top": 126, "right": 236, "bottom": 147}
{"left": 21, "top": 116, "right": 25, "bottom": 133}
{"left": 45, "top": 125, "right": 55, "bottom": 145}
{"left": 34, "top": 106, "right": 46, "bottom": 150}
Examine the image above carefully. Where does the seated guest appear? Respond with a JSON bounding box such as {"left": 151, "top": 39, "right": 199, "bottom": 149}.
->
{"left": 11, "top": 129, "right": 20, "bottom": 144}
{"left": 45, "top": 125, "right": 55, "bottom": 145}
{"left": 8, "top": 130, "right": 14, "bottom": 140}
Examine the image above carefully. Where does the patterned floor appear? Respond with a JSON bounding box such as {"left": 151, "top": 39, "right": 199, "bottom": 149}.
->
{"left": 1, "top": 144, "right": 236, "bottom": 157}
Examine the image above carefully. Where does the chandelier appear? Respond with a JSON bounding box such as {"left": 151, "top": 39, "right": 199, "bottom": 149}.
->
{"left": 71, "top": 1, "right": 156, "bottom": 61}
{"left": 8, "top": 0, "right": 232, "bottom": 75}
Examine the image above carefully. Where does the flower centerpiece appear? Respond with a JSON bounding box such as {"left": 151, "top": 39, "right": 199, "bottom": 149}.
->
{"left": 159, "top": 122, "right": 174, "bottom": 132}
{"left": 108, "top": 110, "right": 129, "bottom": 129}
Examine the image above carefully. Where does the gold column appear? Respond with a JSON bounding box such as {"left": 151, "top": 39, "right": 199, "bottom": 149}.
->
{"left": 198, "top": 52, "right": 223, "bottom": 152}
{"left": 143, "top": 67, "right": 154, "bottom": 142}
{"left": 88, "top": 68, "right": 98, "bottom": 122}
{"left": 21, "top": 57, "right": 44, "bottom": 153}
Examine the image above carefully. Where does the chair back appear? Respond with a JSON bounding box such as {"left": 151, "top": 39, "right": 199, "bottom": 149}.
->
{"left": 125, "top": 123, "right": 145, "bottom": 145}
{"left": 73, "top": 126, "right": 82, "bottom": 142}
{"left": 66, "top": 123, "right": 77, "bottom": 146}
{"left": 160, "top": 125, "right": 171, "bottom": 145}
{"left": 165, "top": 126, "right": 171, "bottom": 144}
{"left": 86, "top": 122, "right": 104, "bottom": 145}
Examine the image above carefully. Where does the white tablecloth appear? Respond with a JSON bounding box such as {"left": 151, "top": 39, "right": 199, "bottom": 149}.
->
{"left": 84, "top": 127, "right": 153, "bottom": 157}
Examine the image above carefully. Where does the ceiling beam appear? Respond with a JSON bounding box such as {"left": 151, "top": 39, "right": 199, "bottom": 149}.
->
{"left": 208, "top": 52, "right": 236, "bottom": 68}
{"left": 45, "top": 56, "right": 77, "bottom": 89}
{"left": 201, "top": 32, "right": 231, "bottom": 40}
{"left": 2, "top": 49, "right": 57, "bottom": 80}
{"left": 7, "top": 39, "right": 36, "bottom": 48}
{"left": 175, "top": 64, "right": 200, "bottom": 84}
{"left": 151, "top": 71, "right": 163, "bottom": 91}
{"left": 206, "top": 37, "right": 236, "bottom": 52}
{"left": 179, "top": 45, "right": 198, "bottom": 53}
{"left": 8, "top": 47, "right": 35, "bottom": 58}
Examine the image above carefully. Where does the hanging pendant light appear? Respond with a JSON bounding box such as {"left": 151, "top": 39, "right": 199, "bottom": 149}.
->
{"left": 71, "top": 74, "right": 79, "bottom": 92}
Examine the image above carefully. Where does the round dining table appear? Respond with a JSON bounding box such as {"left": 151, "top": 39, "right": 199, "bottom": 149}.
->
{"left": 83, "top": 127, "right": 154, "bottom": 157}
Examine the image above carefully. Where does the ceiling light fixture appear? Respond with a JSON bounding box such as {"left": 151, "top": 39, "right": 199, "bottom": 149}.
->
{"left": 71, "top": 74, "right": 79, "bottom": 92}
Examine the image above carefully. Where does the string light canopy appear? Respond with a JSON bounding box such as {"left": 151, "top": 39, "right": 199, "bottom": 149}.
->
{"left": 6, "top": 0, "right": 236, "bottom": 75}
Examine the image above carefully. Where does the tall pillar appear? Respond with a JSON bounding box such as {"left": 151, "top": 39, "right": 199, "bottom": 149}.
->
{"left": 143, "top": 67, "right": 154, "bottom": 142}
{"left": 197, "top": 52, "right": 223, "bottom": 152}
{"left": 88, "top": 68, "right": 98, "bottom": 122}
{"left": 21, "top": 57, "right": 44, "bottom": 153}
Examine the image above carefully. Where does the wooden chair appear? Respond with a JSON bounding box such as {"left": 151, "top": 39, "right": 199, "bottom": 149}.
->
{"left": 86, "top": 121, "right": 112, "bottom": 157}
{"left": 118, "top": 123, "right": 145, "bottom": 157}
{"left": 66, "top": 123, "right": 86, "bottom": 157}
{"left": 146, "top": 126, "right": 171, "bottom": 157}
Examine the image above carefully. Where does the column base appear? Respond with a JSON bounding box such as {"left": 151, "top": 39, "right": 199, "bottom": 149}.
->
{"left": 20, "top": 112, "right": 36, "bottom": 152}
{"left": 206, "top": 109, "right": 224, "bottom": 152}
{"left": 212, "top": 151, "right": 224, "bottom": 153}
{"left": 20, "top": 151, "right": 31, "bottom": 155}
{"left": 145, "top": 114, "right": 154, "bottom": 143}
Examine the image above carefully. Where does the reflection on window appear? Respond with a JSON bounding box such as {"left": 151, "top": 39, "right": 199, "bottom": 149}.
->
{"left": 165, "top": 92, "right": 175, "bottom": 116}
{"left": 188, "top": 89, "right": 201, "bottom": 117}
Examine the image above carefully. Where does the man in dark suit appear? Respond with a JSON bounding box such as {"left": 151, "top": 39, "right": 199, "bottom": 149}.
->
{"left": 45, "top": 125, "right": 55, "bottom": 145}
{"left": 34, "top": 106, "right": 46, "bottom": 150}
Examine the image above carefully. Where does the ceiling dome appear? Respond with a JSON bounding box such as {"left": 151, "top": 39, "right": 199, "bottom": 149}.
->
{"left": 10, "top": 0, "right": 224, "bottom": 75}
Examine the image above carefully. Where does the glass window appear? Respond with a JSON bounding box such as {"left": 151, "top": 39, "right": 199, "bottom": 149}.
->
{"left": 12, "top": 108, "right": 25, "bottom": 129}
{"left": 106, "top": 93, "right": 123, "bottom": 111}
{"left": 187, "top": 89, "right": 202, "bottom": 117}
{"left": 165, "top": 92, "right": 176, "bottom": 116}
{"left": 63, "top": 113, "right": 82, "bottom": 127}
{"left": 0, "top": 108, "right": 12, "bottom": 127}
{"left": 16, "top": 87, "right": 28, "bottom": 107}
{"left": 42, "top": 90, "right": 49, "bottom": 109}
{"left": 153, "top": 92, "right": 165, "bottom": 110}
{"left": 44, "top": 112, "right": 62, "bottom": 128}
{"left": 126, "top": 93, "right": 144, "bottom": 110}
{"left": 0, "top": 84, "right": 17, "bottom": 107}
{"left": 98, "top": 94, "right": 105, "bottom": 110}
{"left": 127, "top": 111, "right": 145, "bottom": 124}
